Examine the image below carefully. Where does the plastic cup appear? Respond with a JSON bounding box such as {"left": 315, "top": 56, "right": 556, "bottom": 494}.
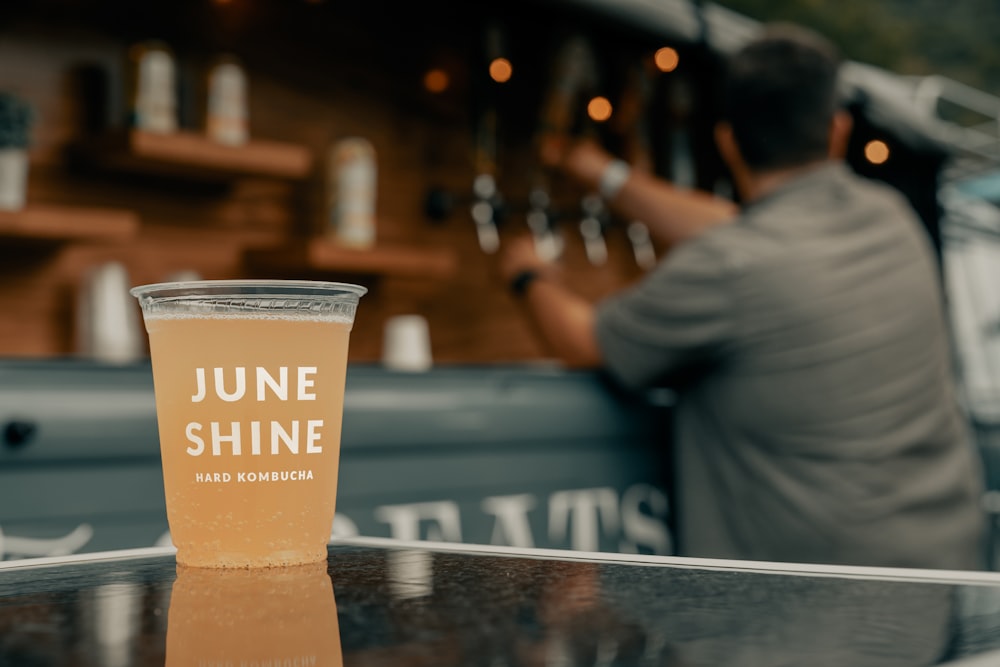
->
{"left": 382, "top": 314, "right": 433, "bottom": 372}
{"left": 131, "top": 280, "right": 366, "bottom": 568}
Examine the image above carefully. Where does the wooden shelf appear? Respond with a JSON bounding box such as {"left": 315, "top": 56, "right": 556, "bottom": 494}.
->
{"left": 0, "top": 204, "right": 139, "bottom": 244}
{"left": 79, "top": 129, "right": 312, "bottom": 182}
{"left": 245, "top": 238, "right": 458, "bottom": 280}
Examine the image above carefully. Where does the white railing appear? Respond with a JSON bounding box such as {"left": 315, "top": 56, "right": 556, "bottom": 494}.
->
{"left": 0, "top": 523, "right": 94, "bottom": 561}
{"left": 906, "top": 74, "right": 1000, "bottom": 182}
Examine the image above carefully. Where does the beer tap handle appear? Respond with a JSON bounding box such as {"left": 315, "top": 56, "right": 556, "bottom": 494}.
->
{"left": 468, "top": 20, "right": 508, "bottom": 256}
{"left": 627, "top": 221, "right": 657, "bottom": 271}
{"left": 614, "top": 58, "right": 661, "bottom": 270}
{"left": 471, "top": 173, "right": 500, "bottom": 254}
{"left": 538, "top": 35, "right": 598, "bottom": 141}
{"left": 527, "top": 187, "right": 563, "bottom": 263}
{"left": 580, "top": 193, "right": 608, "bottom": 266}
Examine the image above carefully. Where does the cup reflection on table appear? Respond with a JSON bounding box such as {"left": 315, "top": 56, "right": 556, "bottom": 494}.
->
{"left": 131, "top": 280, "right": 366, "bottom": 568}
{"left": 166, "top": 562, "right": 342, "bottom": 666}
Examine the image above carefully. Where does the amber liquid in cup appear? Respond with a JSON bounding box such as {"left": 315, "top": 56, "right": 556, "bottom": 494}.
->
{"left": 134, "top": 280, "right": 365, "bottom": 568}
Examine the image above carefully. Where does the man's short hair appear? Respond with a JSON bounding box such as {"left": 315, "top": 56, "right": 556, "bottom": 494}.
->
{"left": 721, "top": 24, "right": 842, "bottom": 171}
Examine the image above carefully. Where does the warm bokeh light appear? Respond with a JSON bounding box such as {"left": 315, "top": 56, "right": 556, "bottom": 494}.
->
{"left": 654, "top": 47, "right": 680, "bottom": 72}
{"left": 423, "top": 69, "right": 450, "bottom": 94}
{"left": 489, "top": 57, "right": 512, "bottom": 83}
{"left": 213, "top": 0, "right": 234, "bottom": 5}
{"left": 587, "top": 96, "right": 613, "bottom": 122}
{"left": 864, "top": 139, "right": 890, "bottom": 165}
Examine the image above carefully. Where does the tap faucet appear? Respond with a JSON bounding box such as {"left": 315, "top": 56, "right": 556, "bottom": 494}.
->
{"left": 470, "top": 173, "right": 501, "bottom": 254}
{"left": 526, "top": 187, "right": 563, "bottom": 262}
{"left": 627, "top": 221, "right": 657, "bottom": 271}
{"left": 579, "top": 193, "right": 608, "bottom": 266}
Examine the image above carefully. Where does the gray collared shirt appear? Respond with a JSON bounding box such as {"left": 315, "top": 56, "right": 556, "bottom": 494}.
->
{"left": 596, "top": 162, "right": 985, "bottom": 569}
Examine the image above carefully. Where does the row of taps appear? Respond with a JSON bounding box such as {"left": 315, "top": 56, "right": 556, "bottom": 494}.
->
{"left": 427, "top": 175, "right": 657, "bottom": 271}
{"left": 479, "top": 175, "right": 657, "bottom": 270}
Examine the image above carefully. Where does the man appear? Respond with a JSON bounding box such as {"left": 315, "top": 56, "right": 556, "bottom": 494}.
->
{"left": 500, "top": 24, "right": 985, "bottom": 569}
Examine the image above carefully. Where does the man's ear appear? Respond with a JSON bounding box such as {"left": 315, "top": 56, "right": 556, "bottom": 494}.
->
{"left": 828, "top": 110, "right": 853, "bottom": 159}
{"left": 715, "top": 121, "right": 751, "bottom": 200}
{"left": 714, "top": 121, "right": 741, "bottom": 173}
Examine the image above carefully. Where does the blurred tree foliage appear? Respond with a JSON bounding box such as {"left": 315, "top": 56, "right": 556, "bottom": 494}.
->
{"left": 713, "top": 0, "right": 1000, "bottom": 94}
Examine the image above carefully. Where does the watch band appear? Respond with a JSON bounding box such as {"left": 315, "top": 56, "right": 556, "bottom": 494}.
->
{"left": 509, "top": 269, "right": 540, "bottom": 298}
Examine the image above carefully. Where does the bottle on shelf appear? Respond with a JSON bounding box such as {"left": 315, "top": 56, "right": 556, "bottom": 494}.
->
{"left": 326, "top": 137, "right": 377, "bottom": 249}
{"left": 0, "top": 91, "right": 33, "bottom": 211}
{"left": 126, "top": 41, "right": 178, "bottom": 134}
{"left": 205, "top": 55, "right": 249, "bottom": 146}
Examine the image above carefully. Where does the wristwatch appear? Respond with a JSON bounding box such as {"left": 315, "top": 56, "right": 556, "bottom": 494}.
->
{"left": 598, "top": 159, "right": 632, "bottom": 201}
{"left": 509, "top": 269, "right": 540, "bottom": 298}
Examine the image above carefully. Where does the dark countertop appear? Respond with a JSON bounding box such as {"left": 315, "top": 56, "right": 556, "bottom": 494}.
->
{"left": 2, "top": 539, "right": 1000, "bottom": 666}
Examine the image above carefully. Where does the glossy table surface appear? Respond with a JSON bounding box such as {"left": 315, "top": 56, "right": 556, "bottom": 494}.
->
{"left": 3, "top": 538, "right": 1000, "bottom": 666}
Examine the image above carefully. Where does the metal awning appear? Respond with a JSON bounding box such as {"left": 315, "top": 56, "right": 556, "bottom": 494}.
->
{"left": 555, "top": 0, "right": 957, "bottom": 157}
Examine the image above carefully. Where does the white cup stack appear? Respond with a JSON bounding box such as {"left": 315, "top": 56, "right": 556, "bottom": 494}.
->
{"left": 77, "top": 261, "right": 145, "bottom": 364}
{"left": 382, "top": 314, "right": 433, "bottom": 373}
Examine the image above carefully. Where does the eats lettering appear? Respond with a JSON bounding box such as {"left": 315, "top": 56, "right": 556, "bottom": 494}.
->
{"left": 184, "top": 366, "right": 324, "bottom": 457}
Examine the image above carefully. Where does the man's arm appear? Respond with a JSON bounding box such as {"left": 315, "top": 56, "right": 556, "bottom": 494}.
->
{"left": 549, "top": 138, "right": 738, "bottom": 248}
{"left": 499, "top": 236, "right": 602, "bottom": 369}
{"left": 501, "top": 138, "right": 738, "bottom": 374}
{"left": 499, "top": 231, "right": 736, "bottom": 387}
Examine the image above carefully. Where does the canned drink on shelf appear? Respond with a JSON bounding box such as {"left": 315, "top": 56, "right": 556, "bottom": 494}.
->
{"left": 205, "top": 55, "right": 248, "bottom": 146}
{"left": 326, "top": 137, "right": 377, "bottom": 249}
{"left": 126, "top": 41, "right": 178, "bottom": 134}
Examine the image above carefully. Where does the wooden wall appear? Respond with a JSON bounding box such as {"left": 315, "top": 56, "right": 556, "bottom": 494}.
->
{"left": 0, "top": 1, "right": 649, "bottom": 363}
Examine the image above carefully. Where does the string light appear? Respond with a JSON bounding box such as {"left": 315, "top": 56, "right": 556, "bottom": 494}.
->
{"left": 864, "top": 139, "right": 890, "bottom": 164}
{"left": 587, "top": 96, "right": 613, "bottom": 122}
{"left": 489, "top": 57, "right": 512, "bottom": 83}
{"left": 654, "top": 47, "right": 680, "bottom": 72}
{"left": 423, "top": 69, "right": 450, "bottom": 94}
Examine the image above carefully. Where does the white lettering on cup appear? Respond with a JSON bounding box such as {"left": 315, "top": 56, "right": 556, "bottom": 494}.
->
{"left": 297, "top": 367, "right": 317, "bottom": 400}
{"left": 191, "top": 368, "right": 207, "bottom": 402}
{"left": 256, "top": 366, "right": 288, "bottom": 401}
{"left": 211, "top": 421, "right": 242, "bottom": 456}
{"left": 184, "top": 421, "right": 326, "bottom": 457}
{"left": 192, "top": 366, "right": 320, "bottom": 402}
{"left": 185, "top": 422, "right": 205, "bottom": 456}
{"left": 271, "top": 420, "right": 299, "bottom": 455}
{"left": 306, "top": 420, "right": 324, "bottom": 454}
{"left": 214, "top": 367, "right": 247, "bottom": 402}
{"left": 251, "top": 420, "right": 262, "bottom": 456}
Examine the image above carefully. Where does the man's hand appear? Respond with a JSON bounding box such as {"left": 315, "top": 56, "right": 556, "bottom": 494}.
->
{"left": 539, "top": 132, "right": 736, "bottom": 249}
{"left": 562, "top": 139, "right": 614, "bottom": 188}
{"left": 539, "top": 135, "right": 613, "bottom": 190}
